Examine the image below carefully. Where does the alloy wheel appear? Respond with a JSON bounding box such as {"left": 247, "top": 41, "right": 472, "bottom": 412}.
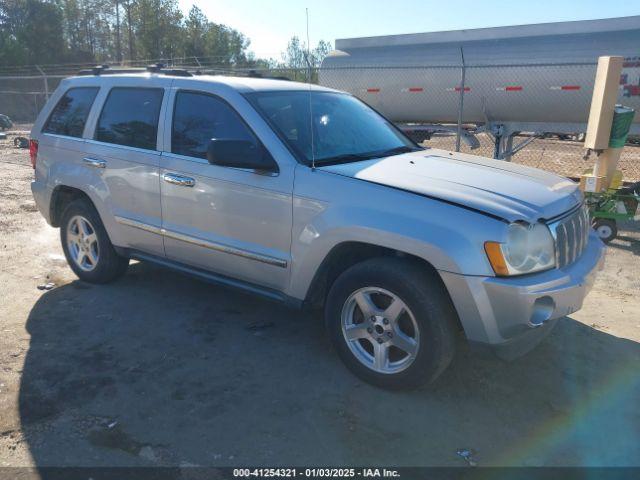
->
{"left": 66, "top": 215, "right": 100, "bottom": 272}
{"left": 341, "top": 287, "right": 420, "bottom": 374}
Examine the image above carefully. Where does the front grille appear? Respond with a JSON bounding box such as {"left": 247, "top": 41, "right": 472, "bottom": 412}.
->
{"left": 548, "top": 205, "right": 591, "bottom": 268}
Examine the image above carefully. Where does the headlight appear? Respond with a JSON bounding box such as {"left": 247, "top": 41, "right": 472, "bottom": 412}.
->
{"left": 485, "top": 222, "right": 555, "bottom": 276}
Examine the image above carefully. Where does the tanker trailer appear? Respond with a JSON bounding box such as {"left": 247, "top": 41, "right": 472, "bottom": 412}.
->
{"left": 319, "top": 16, "right": 640, "bottom": 159}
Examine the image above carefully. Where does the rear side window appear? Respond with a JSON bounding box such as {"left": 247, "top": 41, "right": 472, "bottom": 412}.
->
{"left": 43, "top": 87, "right": 99, "bottom": 138}
{"left": 172, "top": 91, "right": 255, "bottom": 159}
{"left": 96, "top": 87, "right": 164, "bottom": 150}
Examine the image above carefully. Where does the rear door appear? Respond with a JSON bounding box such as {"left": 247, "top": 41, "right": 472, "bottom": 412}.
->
{"left": 83, "top": 78, "right": 171, "bottom": 256}
{"left": 159, "top": 86, "right": 295, "bottom": 291}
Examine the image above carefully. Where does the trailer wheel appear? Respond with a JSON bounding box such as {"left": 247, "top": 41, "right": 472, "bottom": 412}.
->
{"left": 592, "top": 218, "right": 617, "bottom": 243}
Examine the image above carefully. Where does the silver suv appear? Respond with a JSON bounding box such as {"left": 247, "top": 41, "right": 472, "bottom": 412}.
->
{"left": 30, "top": 67, "right": 605, "bottom": 389}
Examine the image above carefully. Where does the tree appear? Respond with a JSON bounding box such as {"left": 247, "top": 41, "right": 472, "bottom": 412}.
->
{"left": 131, "top": 0, "right": 183, "bottom": 61}
{"left": 0, "top": 0, "right": 271, "bottom": 69}
{"left": 114, "top": 0, "right": 121, "bottom": 62}
{"left": 183, "top": 5, "right": 207, "bottom": 60}
{"left": 122, "top": 0, "right": 134, "bottom": 61}
{"left": 313, "top": 40, "right": 332, "bottom": 67}
{"left": 0, "top": 1, "right": 28, "bottom": 65}
{"left": 60, "top": 0, "right": 117, "bottom": 63}
{"left": 4, "top": 0, "right": 67, "bottom": 65}
{"left": 280, "top": 36, "right": 333, "bottom": 81}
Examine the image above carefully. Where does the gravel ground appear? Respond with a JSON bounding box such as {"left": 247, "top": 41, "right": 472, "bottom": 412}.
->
{"left": 0, "top": 134, "right": 639, "bottom": 470}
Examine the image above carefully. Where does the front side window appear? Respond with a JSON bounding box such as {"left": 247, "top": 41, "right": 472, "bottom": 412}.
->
{"left": 172, "top": 91, "right": 255, "bottom": 159}
{"left": 43, "top": 87, "right": 99, "bottom": 138}
{"left": 96, "top": 87, "right": 164, "bottom": 150}
{"left": 246, "top": 91, "right": 417, "bottom": 165}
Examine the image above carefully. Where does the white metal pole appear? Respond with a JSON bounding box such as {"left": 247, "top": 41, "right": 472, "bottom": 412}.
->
{"left": 35, "top": 65, "right": 49, "bottom": 101}
{"left": 455, "top": 48, "right": 466, "bottom": 153}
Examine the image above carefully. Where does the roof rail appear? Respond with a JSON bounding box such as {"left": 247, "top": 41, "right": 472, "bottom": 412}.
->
{"left": 145, "top": 63, "right": 192, "bottom": 76}
{"left": 247, "top": 70, "right": 290, "bottom": 81}
{"left": 76, "top": 65, "right": 142, "bottom": 76}
{"left": 77, "top": 63, "right": 193, "bottom": 77}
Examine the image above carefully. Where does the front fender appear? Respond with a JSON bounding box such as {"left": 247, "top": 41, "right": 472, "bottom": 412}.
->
{"left": 287, "top": 167, "right": 506, "bottom": 300}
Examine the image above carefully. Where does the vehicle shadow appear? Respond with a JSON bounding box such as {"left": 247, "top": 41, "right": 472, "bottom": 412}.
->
{"left": 19, "top": 261, "right": 640, "bottom": 468}
{"left": 606, "top": 221, "right": 640, "bottom": 255}
{"left": 607, "top": 234, "right": 640, "bottom": 255}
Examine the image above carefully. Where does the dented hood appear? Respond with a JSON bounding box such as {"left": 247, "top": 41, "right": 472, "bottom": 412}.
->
{"left": 318, "top": 148, "right": 582, "bottom": 223}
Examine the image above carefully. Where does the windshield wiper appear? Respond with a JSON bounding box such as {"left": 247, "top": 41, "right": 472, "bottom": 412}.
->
{"left": 314, "top": 146, "right": 420, "bottom": 166}
{"left": 313, "top": 152, "right": 380, "bottom": 165}
{"left": 375, "top": 145, "right": 422, "bottom": 157}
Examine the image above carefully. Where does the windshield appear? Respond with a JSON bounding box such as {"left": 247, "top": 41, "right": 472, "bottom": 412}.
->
{"left": 246, "top": 91, "right": 419, "bottom": 165}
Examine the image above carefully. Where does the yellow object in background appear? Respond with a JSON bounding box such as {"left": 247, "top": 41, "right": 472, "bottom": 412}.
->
{"left": 580, "top": 168, "right": 622, "bottom": 192}
{"left": 579, "top": 173, "right": 606, "bottom": 193}
{"left": 607, "top": 170, "right": 623, "bottom": 191}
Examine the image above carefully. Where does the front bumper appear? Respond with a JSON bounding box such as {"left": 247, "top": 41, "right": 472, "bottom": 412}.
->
{"left": 440, "top": 232, "right": 606, "bottom": 357}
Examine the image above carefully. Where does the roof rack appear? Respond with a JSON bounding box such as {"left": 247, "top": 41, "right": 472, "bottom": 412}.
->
{"left": 77, "top": 63, "right": 193, "bottom": 77}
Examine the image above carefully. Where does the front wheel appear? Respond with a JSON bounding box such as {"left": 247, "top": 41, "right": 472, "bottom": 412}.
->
{"left": 325, "top": 258, "right": 458, "bottom": 390}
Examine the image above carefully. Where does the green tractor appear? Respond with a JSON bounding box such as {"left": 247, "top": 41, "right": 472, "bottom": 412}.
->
{"left": 586, "top": 181, "right": 640, "bottom": 243}
{"left": 584, "top": 105, "right": 638, "bottom": 243}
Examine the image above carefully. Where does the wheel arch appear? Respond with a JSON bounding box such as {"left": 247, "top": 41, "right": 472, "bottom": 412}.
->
{"left": 303, "top": 241, "right": 453, "bottom": 312}
{"left": 49, "top": 185, "right": 95, "bottom": 227}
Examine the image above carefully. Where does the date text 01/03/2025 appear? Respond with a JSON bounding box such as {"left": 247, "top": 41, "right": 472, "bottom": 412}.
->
{"left": 232, "top": 468, "right": 401, "bottom": 478}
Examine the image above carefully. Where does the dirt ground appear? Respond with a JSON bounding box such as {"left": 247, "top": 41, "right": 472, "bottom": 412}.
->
{"left": 0, "top": 133, "right": 639, "bottom": 470}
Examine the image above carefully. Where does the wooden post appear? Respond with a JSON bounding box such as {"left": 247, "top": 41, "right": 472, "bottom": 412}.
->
{"left": 583, "top": 56, "right": 624, "bottom": 190}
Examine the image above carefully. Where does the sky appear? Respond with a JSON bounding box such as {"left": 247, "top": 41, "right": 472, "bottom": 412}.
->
{"left": 178, "top": 0, "right": 640, "bottom": 60}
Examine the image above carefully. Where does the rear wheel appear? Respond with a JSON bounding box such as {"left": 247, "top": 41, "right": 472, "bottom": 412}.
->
{"left": 60, "top": 199, "right": 129, "bottom": 283}
{"left": 592, "top": 218, "right": 617, "bottom": 244}
{"left": 325, "top": 257, "right": 458, "bottom": 390}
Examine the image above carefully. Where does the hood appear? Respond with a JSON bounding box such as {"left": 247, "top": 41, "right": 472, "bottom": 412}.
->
{"left": 318, "top": 148, "right": 582, "bottom": 223}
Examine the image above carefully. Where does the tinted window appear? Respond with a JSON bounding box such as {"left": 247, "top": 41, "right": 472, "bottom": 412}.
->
{"left": 43, "top": 87, "right": 98, "bottom": 138}
{"left": 172, "top": 91, "right": 255, "bottom": 159}
{"left": 96, "top": 88, "right": 163, "bottom": 150}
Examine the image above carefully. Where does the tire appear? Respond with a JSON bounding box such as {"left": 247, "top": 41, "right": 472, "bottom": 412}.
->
{"left": 406, "top": 131, "right": 431, "bottom": 144}
{"left": 60, "top": 198, "right": 129, "bottom": 283}
{"left": 592, "top": 218, "right": 617, "bottom": 244}
{"left": 325, "top": 257, "right": 458, "bottom": 390}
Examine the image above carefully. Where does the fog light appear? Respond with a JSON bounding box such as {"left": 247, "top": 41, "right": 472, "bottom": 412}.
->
{"left": 529, "top": 296, "right": 555, "bottom": 327}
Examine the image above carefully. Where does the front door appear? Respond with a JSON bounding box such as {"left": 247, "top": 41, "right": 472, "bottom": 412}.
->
{"left": 160, "top": 89, "right": 294, "bottom": 291}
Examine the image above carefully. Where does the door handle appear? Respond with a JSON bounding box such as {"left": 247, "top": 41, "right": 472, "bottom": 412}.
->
{"left": 163, "top": 172, "right": 195, "bottom": 187}
{"left": 83, "top": 157, "right": 106, "bottom": 168}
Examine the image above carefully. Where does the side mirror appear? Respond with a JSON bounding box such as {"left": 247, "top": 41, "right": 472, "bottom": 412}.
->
{"left": 206, "top": 139, "right": 277, "bottom": 172}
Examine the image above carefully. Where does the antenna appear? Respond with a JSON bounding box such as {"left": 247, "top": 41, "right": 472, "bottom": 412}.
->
{"left": 306, "top": 7, "right": 316, "bottom": 170}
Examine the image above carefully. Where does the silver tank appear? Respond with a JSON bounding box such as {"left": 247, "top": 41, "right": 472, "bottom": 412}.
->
{"left": 319, "top": 16, "right": 640, "bottom": 126}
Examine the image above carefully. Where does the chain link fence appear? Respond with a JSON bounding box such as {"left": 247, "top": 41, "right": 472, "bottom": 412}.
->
{"left": 0, "top": 75, "right": 63, "bottom": 123}
{"left": 319, "top": 62, "right": 640, "bottom": 182}
{"left": 1, "top": 59, "right": 639, "bottom": 181}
